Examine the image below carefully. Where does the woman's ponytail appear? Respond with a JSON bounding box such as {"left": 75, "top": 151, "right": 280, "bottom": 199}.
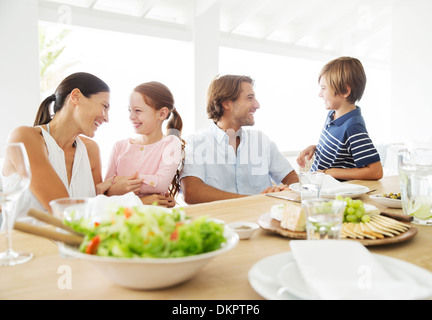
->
{"left": 33, "top": 94, "right": 56, "bottom": 126}
{"left": 34, "top": 72, "right": 110, "bottom": 127}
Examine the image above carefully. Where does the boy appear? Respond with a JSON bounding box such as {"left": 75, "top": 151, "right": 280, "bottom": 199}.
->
{"left": 297, "top": 57, "right": 383, "bottom": 180}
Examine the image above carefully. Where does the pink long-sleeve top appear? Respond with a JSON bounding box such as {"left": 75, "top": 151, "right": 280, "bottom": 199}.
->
{"left": 104, "top": 135, "right": 182, "bottom": 196}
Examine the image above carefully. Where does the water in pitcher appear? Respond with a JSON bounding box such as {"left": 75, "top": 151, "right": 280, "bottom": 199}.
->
{"left": 398, "top": 148, "right": 432, "bottom": 225}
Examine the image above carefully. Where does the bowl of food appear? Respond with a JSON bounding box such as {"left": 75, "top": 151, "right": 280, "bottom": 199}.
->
{"left": 369, "top": 193, "right": 402, "bottom": 208}
{"left": 54, "top": 201, "right": 239, "bottom": 290}
{"left": 226, "top": 221, "right": 259, "bottom": 240}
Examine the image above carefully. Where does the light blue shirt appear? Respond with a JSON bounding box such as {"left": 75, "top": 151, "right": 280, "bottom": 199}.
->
{"left": 180, "top": 122, "right": 294, "bottom": 195}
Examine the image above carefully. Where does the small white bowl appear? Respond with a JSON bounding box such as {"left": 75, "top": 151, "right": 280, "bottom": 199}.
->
{"left": 369, "top": 194, "right": 402, "bottom": 208}
{"left": 227, "top": 221, "right": 259, "bottom": 240}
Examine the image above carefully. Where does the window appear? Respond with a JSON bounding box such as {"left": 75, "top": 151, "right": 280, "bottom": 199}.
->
{"left": 40, "top": 21, "right": 194, "bottom": 169}
{"left": 219, "top": 47, "right": 392, "bottom": 154}
{"left": 40, "top": 21, "right": 391, "bottom": 172}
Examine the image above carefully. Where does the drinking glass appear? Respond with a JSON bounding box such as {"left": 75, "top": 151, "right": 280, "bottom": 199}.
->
{"left": 303, "top": 198, "right": 346, "bottom": 240}
{"left": 299, "top": 172, "right": 325, "bottom": 202}
{"left": 49, "top": 197, "right": 90, "bottom": 221}
{"left": 0, "top": 142, "right": 33, "bottom": 266}
{"left": 398, "top": 148, "right": 432, "bottom": 225}
{"left": 50, "top": 198, "right": 90, "bottom": 257}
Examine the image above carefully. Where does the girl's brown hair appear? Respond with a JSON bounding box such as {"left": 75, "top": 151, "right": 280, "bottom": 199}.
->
{"left": 34, "top": 72, "right": 110, "bottom": 126}
{"left": 319, "top": 57, "right": 366, "bottom": 104}
{"left": 133, "top": 81, "right": 185, "bottom": 197}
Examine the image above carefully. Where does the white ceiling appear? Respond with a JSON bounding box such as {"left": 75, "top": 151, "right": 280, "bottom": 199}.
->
{"left": 39, "top": 0, "right": 394, "bottom": 64}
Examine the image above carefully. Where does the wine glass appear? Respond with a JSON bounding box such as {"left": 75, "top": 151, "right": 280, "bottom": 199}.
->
{"left": 0, "top": 142, "right": 33, "bottom": 266}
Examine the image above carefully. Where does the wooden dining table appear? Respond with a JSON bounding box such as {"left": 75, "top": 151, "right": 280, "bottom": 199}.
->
{"left": 2, "top": 175, "right": 432, "bottom": 300}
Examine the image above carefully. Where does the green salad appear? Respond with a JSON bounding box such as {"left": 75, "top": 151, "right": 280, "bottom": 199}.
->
{"left": 64, "top": 206, "right": 226, "bottom": 258}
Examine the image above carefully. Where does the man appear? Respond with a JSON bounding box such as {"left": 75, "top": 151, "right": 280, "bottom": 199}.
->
{"left": 180, "top": 75, "right": 298, "bottom": 204}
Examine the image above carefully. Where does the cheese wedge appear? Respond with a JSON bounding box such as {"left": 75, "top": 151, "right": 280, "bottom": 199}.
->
{"left": 270, "top": 203, "right": 286, "bottom": 221}
{"left": 280, "top": 203, "right": 306, "bottom": 232}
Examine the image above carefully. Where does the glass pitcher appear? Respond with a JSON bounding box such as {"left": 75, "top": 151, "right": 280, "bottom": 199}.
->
{"left": 398, "top": 148, "right": 432, "bottom": 225}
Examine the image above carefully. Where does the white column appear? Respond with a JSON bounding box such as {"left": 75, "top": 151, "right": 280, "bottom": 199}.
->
{"left": 0, "top": 0, "right": 40, "bottom": 143}
{"left": 391, "top": 0, "right": 432, "bottom": 148}
{"left": 193, "top": 0, "right": 220, "bottom": 131}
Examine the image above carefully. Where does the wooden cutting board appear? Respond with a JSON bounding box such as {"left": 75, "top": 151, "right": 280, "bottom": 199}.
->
{"left": 257, "top": 212, "right": 418, "bottom": 246}
{"left": 258, "top": 212, "right": 306, "bottom": 239}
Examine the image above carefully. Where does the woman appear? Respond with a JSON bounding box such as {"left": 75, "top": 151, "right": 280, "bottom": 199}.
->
{"left": 5, "top": 72, "right": 110, "bottom": 222}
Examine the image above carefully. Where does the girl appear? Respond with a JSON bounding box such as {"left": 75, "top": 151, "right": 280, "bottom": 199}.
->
{"left": 5, "top": 72, "right": 110, "bottom": 222}
{"left": 100, "top": 81, "right": 184, "bottom": 207}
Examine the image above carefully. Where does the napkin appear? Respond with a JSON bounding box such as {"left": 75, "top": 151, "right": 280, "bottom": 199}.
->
{"left": 320, "top": 175, "right": 366, "bottom": 195}
{"left": 289, "top": 240, "right": 432, "bottom": 300}
{"left": 85, "top": 192, "right": 144, "bottom": 221}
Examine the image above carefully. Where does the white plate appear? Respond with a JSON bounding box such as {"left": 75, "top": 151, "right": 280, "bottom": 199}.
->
{"left": 289, "top": 183, "right": 369, "bottom": 199}
{"left": 248, "top": 252, "right": 300, "bottom": 300}
{"left": 369, "top": 194, "right": 402, "bottom": 208}
{"left": 277, "top": 261, "right": 316, "bottom": 299}
{"left": 248, "top": 252, "right": 432, "bottom": 300}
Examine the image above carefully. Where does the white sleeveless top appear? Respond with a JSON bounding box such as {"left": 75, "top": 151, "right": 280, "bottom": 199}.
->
{"left": 2, "top": 126, "right": 96, "bottom": 226}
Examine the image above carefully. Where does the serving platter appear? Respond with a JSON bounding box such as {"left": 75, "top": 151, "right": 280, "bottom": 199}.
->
{"left": 257, "top": 212, "right": 418, "bottom": 246}
{"left": 258, "top": 212, "right": 306, "bottom": 239}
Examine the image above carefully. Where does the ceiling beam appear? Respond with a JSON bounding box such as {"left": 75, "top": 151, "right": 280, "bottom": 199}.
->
{"left": 88, "top": 0, "right": 97, "bottom": 9}
{"left": 138, "top": 0, "right": 160, "bottom": 18}
{"left": 288, "top": 0, "right": 361, "bottom": 45}
{"left": 38, "top": 0, "right": 192, "bottom": 41}
{"left": 220, "top": 32, "right": 335, "bottom": 62}
{"left": 318, "top": 6, "right": 392, "bottom": 62}
{"left": 220, "top": 0, "right": 269, "bottom": 33}
{"left": 261, "top": 0, "right": 325, "bottom": 39}
{"left": 37, "top": 0, "right": 390, "bottom": 66}
{"left": 220, "top": 32, "right": 389, "bottom": 68}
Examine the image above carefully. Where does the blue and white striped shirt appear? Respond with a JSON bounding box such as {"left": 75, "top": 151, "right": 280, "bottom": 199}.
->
{"left": 312, "top": 107, "right": 380, "bottom": 171}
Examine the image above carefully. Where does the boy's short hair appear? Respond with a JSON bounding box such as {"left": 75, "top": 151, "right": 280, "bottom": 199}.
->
{"left": 319, "top": 57, "right": 366, "bottom": 104}
{"left": 207, "top": 74, "right": 254, "bottom": 122}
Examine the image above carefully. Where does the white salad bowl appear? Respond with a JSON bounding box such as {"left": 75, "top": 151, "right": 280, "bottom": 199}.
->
{"left": 59, "top": 227, "right": 238, "bottom": 290}
{"left": 51, "top": 197, "right": 239, "bottom": 290}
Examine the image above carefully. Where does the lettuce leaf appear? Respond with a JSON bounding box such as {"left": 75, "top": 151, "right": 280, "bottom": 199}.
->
{"left": 64, "top": 206, "right": 226, "bottom": 258}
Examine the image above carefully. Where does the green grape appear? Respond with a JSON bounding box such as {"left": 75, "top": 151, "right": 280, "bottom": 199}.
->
{"left": 352, "top": 200, "right": 362, "bottom": 208}
{"left": 361, "top": 215, "right": 371, "bottom": 223}
{"left": 338, "top": 196, "right": 370, "bottom": 223}
{"left": 355, "top": 209, "right": 364, "bottom": 218}
{"left": 346, "top": 207, "right": 355, "bottom": 215}
{"left": 347, "top": 214, "right": 357, "bottom": 222}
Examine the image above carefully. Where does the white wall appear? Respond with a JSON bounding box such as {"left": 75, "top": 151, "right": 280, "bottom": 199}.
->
{"left": 0, "top": 0, "right": 40, "bottom": 143}
{"left": 391, "top": 0, "right": 432, "bottom": 149}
